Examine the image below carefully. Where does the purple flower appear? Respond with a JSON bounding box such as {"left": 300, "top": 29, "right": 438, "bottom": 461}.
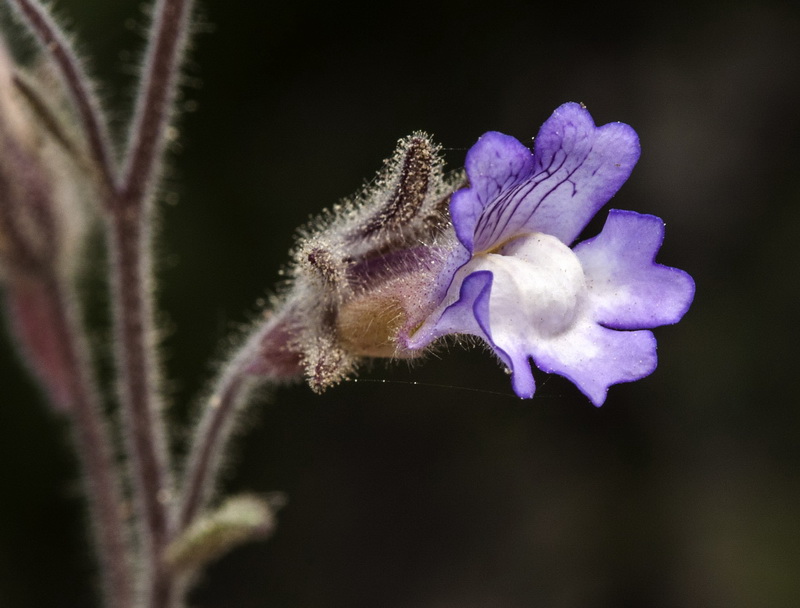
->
{"left": 404, "top": 103, "right": 694, "bottom": 405}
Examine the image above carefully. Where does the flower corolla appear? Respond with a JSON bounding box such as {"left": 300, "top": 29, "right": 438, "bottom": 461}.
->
{"left": 273, "top": 102, "right": 694, "bottom": 405}
{"left": 404, "top": 102, "right": 695, "bottom": 405}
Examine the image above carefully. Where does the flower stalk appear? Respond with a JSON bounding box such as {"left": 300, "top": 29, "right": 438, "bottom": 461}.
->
{"left": 120, "top": 0, "right": 191, "bottom": 203}
{"left": 107, "top": 0, "right": 193, "bottom": 605}
{"left": 178, "top": 305, "right": 302, "bottom": 531}
{"left": 5, "top": 273, "right": 134, "bottom": 608}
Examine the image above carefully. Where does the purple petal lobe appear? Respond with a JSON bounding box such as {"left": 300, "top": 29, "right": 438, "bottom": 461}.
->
{"left": 573, "top": 210, "right": 695, "bottom": 329}
{"left": 444, "top": 268, "right": 536, "bottom": 398}
{"left": 450, "top": 132, "right": 534, "bottom": 252}
{"left": 406, "top": 266, "right": 537, "bottom": 398}
{"left": 429, "top": 270, "right": 495, "bottom": 343}
{"left": 502, "top": 346, "right": 536, "bottom": 399}
{"left": 530, "top": 321, "right": 658, "bottom": 406}
{"left": 463, "top": 103, "right": 640, "bottom": 252}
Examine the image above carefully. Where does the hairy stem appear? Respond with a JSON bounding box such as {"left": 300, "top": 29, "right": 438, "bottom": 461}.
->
{"left": 178, "top": 306, "right": 301, "bottom": 531}
{"left": 107, "top": 2, "right": 192, "bottom": 605}
{"left": 178, "top": 349, "right": 255, "bottom": 531}
{"left": 6, "top": 274, "right": 134, "bottom": 608}
{"left": 51, "top": 276, "right": 134, "bottom": 608}
{"left": 120, "top": 0, "right": 191, "bottom": 202}
{"left": 171, "top": 308, "right": 299, "bottom": 607}
{"left": 108, "top": 210, "right": 173, "bottom": 606}
{"left": 6, "top": 0, "right": 116, "bottom": 193}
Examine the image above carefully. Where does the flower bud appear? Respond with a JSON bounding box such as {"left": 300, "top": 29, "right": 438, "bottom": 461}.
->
{"left": 0, "top": 41, "right": 89, "bottom": 280}
{"left": 0, "top": 40, "right": 94, "bottom": 410}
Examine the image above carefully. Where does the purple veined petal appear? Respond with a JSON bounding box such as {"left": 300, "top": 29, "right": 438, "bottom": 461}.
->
{"left": 573, "top": 210, "right": 696, "bottom": 329}
{"left": 450, "top": 132, "right": 534, "bottom": 252}
{"left": 530, "top": 320, "right": 658, "bottom": 406}
{"left": 434, "top": 269, "right": 536, "bottom": 398}
{"left": 403, "top": 268, "right": 536, "bottom": 398}
{"left": 469, "top": 103, "right": 640, "bottom": 252}
{"left": 427, "top": 270, "right": 495, "bottom": 342}
{"left": 405, "top": 269, "right": 497, "bottom": 351}
{"left": 402, "top": 249, "right": 491, "bottom": 351}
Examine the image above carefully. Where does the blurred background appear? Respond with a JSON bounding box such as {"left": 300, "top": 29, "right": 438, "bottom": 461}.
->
{"left": 1, "top": 0, "right": 799, "bottom": 606}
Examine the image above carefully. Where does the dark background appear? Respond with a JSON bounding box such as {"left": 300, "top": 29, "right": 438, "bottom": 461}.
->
{"left": 1, "top": 0, "right": 799, "bottom": 606}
